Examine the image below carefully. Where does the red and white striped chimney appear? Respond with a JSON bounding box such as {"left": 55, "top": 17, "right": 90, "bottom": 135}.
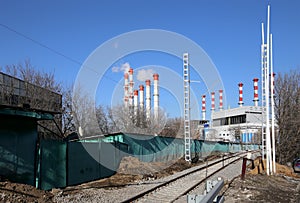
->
{"left": 133, "top": 90, "right": 138, "bottom": 106}
{"left": 139, "top": 85, "right": 144, "bottom": 110}
{"left": 124, "top": 73, "right": 129, "bottom": 107}
{"left": 238, "top": 83, "right": 244, "bottom": 107}
{"left": 219, "top": 90, "right": 223, "bottom": 111}
{"left": 145, "top": 79, "right": 151, "bottom": 119}
{"left": 253, "top": 78, "right": 259, "bottom": 106}
{"left": 211, "top": 92, "right": 215, "bottom": 112}
{"left": 128, "top": 68, "right": 134, "bottom": 106}
{"left": 153, "top": 73, "right": 159, "bottom": 119}
{"left": 201, "top": 95, "right": 206, "bottom": 120}
{"left": 133, "top": 90, "right": 138, "bottom": 116}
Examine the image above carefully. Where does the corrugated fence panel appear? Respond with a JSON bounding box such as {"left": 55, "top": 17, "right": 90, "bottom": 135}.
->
{"left": 67, "top": 142, "right": 100, "bottom": 186}
{"left": 67, "top": 141, "right": 126, "bottom": 186}
{"left": 39, "top": 140, "right": 66, "bottom": 190}
{"left": 0, "top": 117, "right": 37, "bottom": 186}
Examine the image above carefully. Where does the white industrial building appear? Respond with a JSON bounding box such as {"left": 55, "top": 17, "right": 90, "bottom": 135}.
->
{"left": 202, "top": 106, "right": 262, "bottom": 143}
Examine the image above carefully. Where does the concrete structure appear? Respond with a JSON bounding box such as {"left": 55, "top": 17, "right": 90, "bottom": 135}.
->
{"left": 205, "top": 106, "right": 262, "bottom": 142}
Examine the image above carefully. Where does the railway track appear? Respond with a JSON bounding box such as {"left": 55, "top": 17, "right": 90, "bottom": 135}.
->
{"left": 121, "top": 151, "right": 258, "bottom": 203}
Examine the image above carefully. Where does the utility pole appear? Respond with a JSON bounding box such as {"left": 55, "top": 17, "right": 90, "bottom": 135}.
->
{"left": 183, "top": 53, "right": 191, "bottom": 162}
{"left": 261, "top": 4, "right": 276, "bottom": 175}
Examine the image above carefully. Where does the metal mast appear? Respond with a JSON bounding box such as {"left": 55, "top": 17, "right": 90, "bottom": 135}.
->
{"left": 183, "top": 53, "right": 191, "bottom": 162}
{"left": 261, "top": 5, "right": 276, "bottom": 175}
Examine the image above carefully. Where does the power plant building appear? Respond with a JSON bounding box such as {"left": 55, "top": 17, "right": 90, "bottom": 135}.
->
{"left": 204, "top": 106, "right": 262, "bottom": 143}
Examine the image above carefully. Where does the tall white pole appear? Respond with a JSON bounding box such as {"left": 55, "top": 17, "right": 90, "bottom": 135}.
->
{"left": 261, "top": 22, "right": 265, "bottom": 161}
{"left": 266, "top": 4, "right": 272, "bottom": 175}
{"left": 270, "top": 34, "right": 276, "bottom": 173}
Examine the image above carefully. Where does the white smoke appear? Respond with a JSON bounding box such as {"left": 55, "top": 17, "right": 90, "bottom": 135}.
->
{"left": 137, "top": 69, "right": 154, "bottom": 82}
{"left": 111, "top": 62, "right": 130, "bottom": 73}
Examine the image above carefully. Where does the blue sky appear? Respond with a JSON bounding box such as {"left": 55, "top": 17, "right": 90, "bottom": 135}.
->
{"left": 1, "top": 0, "right": 299, "bottom": 119}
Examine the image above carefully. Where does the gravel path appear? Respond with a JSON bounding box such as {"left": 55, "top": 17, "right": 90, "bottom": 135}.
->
{"left": 174, "top": 158, "right": 244, "bottom": 203}
{"left": 54, "top": 153, "right": 247, "bottom": 203}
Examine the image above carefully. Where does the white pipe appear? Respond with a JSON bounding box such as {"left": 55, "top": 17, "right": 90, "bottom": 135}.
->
{"left": 266, "top": 4, "right": 271, "bottom": 175}
{"left": 270, "top": 33, "right": 276, "bottom": 173}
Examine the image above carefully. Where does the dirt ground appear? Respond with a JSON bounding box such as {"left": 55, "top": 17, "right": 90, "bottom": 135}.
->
{"left": 1, "top": 154, "right": 300, "bottom": 202}
{"left": 223, "top": 159, "right": 300, "bottom": 202}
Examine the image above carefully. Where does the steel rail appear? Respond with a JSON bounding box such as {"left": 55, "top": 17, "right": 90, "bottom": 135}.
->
{"left": 121, "top": 151, "right": 256, "bottom": 203}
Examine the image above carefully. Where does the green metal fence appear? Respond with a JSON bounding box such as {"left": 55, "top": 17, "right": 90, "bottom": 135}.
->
{"left": 0, "top": 130, "right": 259, "bottom": 190}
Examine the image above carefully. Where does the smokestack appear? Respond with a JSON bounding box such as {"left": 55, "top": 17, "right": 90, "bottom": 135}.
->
{"left": 133, "top": 90, "right": 138, "bottom": 116}
{"left": 253, "top": 78, "right": 259, "bottom": 106}
{"left": 201, "top": 95, "right": 206, "bottom": 120}
{"left": 133, "top": 90, "right": 138, "bottom": 106}
{"left": 145, "top": 79, "right": 151, "bottom": 119}
{"left": 129, "top": 68, "right": 134, "bottom": 106}
{"left": 238, "top": 83, "right": 244, "bottom": 107}
{"left": 139, "top": 85, "right": 144, "bottom": 110}
{"left": 219, "top": 90, "right": 223, "bottom": 111}
{"left": 211, "top": 92, "right": 215, "bottom": 112}
{"left": 153, "top": 73, "right": 159, "bottom": 119}
{"left": 124, "top": 73, "right": 129, "bottom": 107}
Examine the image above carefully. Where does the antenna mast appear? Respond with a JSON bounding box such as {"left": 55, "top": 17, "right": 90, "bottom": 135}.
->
{"left": 183, "top": 53, "right": 191, "bottom": 162}
{"left": 261, "top": 4, "right": 276, "bottom": 175}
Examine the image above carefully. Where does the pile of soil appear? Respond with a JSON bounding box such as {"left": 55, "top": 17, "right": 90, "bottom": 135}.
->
{"left": 0, "top": 181, "right": 53, "bottom": 203}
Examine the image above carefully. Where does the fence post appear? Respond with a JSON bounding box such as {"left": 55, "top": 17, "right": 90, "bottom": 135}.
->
{"left": 241, "top": 157, "right": 247, "bottom": 180}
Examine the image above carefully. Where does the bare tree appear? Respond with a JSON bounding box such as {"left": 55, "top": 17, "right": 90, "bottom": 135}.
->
{"left": 110, "top": 105, "right": 167, "bottom": 135}
{"left": 160, "top": 117, "right": 183, "bottom": 138}
{"left": 275, "top": 69, "right": 300, "bottom": 164}
{"left": 71, "top": 84, "right": 100, "bottom": 137}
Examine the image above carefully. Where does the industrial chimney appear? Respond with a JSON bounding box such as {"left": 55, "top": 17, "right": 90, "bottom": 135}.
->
{"left": 129, "top": 68, "right": 134, "bottom": 106}
{"left": 139, "top": 85, "right": 144, "bottom": 110}
{"left": 253, "top": 78, "right": 259, "bottom": 106}
{"left": 201, "top": 95, "right": 206, "bottom": 120}
{"left": 124, "top": 72, "right": 129, "bottom": 107}
{"left": 145, "top": 79, "right": 151, "bottom": 119}
{"left": 153, "top": 73, "right": 159, "bottom": 119}
{"left": 133, "top": 90, "right": 138, "bottom": 116}
{"left": 238, "top": 83, "right": 244, "bottom": 107}
{"left": 211, "top": 92, "right": 215, "bottom": 112}
{"left": 219, "top": 90, "right": 223, "bottom": 111}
